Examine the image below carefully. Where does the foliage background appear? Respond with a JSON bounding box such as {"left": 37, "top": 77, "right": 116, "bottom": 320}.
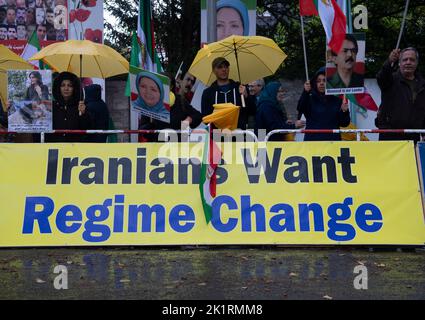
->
{"left": 104, "top": 0, "right": 425, "bottom": 80}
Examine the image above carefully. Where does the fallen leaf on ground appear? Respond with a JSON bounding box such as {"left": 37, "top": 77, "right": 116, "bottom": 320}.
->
{"left": 289, "top": 272, "right": 298, "bottom": 277}
{"left": 323, "top": 295, "right": 333, "bottom": 300}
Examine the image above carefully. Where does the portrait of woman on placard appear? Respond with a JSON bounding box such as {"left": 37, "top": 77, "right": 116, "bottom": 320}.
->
{"left": 133, "top": 71, "right": 169, "bottom": 122}
{"left": 25, "top": 71, "right": 49, "bottom": 102}
{"left": 216, "top": 0, "right": 249, "bottom": 41}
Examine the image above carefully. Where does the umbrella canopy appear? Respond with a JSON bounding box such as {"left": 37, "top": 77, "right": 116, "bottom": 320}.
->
{"left": 0, "top": 45, "right": 35, "bottom": 110}
{"left": 189, "top": 35, "right": 287, "bottom": 86}
{"left": 202, "top": 103, "right": 240, "bottom": 131}
{"left": 29, "top": 40, "right": 129, "bottom": 78}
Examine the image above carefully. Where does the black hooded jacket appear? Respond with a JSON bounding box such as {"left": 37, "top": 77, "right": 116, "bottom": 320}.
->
{"left": 201, "top": 79, "right": 255, "bottom": 129}
{"left": 45, "top": 72, "right": 91, "bottom": 142}
{"left": 84, "top": 84, "right": 109, "bottom": 142}
{"left": 297, "top": 68, "right": 350, "bottom": 141}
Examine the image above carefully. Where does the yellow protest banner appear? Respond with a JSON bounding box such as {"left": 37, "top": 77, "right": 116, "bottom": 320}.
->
{"left": 0, "top": 141, "right": 424, "bottom": 247}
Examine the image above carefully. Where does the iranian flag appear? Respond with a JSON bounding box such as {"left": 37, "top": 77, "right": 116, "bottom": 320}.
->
{"left": 21, "top": 31, "right": 42, "bottom": 69}
{"left": 299, "top": 0, "right": 346, "bottom": 54}
{"left": 347, "top": 91, "right": 379, "bottom": 112}
{"left": 138, "top": 0, "right": 163, "bottom": 73}
{"left": 125, "top": 32, "right": 142, "bottom": 97}
{"left": 199, "top": 125, "right": 222, "bottom": 224}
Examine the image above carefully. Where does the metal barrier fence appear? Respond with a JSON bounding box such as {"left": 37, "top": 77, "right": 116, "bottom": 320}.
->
{"left": 1, "top": 129, "right": 425, "bottom": 143}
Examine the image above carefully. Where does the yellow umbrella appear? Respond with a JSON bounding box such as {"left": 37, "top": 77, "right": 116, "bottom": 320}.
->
{"left": 202, "top": 103, "right": 240, "bottom": 130}
{"left": 189, "top": 35, "right": 287, "bottom": 86}
{"left": 29, "top": 40, "right": 129, "bottom": 78}
{"left": 0, "top": 44, "right": 34, "bottom": 111}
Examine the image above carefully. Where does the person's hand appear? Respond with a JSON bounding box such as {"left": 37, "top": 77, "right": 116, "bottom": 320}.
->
{"left": 239, "top": 85, "right": 248, "bottom": 98}
{"left": 389, "top": 49, "right": 401, "bottom": 64}
{"left": 35, "top": 85, "right": 42, "bottom": 97}
{"left": 295, "top": 120, "right": 306, "bottom": 128}
{"left": 304, "top": 81, "right": 311, "bottom": 93}
{"left": 341, "top": 100, "right": 349, "bottom": 112}
{"left": 183, "top": 116, "right": 192, "bottom": 125}
{"left": 78, "top": 101, "right": 86, "bottom": 115}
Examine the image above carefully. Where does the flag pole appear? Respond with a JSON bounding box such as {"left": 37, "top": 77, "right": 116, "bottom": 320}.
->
{"left": 396, "top": 0, "right": 410, "bottom": 50}
{"left": 300, "top": 15, "right": 309, "bottom": 81}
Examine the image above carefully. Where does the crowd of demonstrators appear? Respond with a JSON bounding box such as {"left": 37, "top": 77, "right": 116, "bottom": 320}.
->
{"left": 0, "top": 45, "right": 424, "bottom": 144}
{"left": 201, "top": 57, "right": 256, "bottom": 130}
{"left": 255, "top": 82, "right": 305, "bottom": 141}
{"left": 375, "top": 47, "right": 425, "bottom": 143}
{"left": 297, "top": 67, "right": 350, "bottom": 141}
{"left": 138, "top": 72, "right": 202, "bottom": 143}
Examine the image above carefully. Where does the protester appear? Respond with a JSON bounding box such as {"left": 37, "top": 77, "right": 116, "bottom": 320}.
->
{"left": 247, "top": 78, "right": 264, "bottom": 128}
{"left": 25, "top": 71, "right": 49, "bottom": 102}
{"left": 248, "top": 79, "right": 265, "bottom": 103}
{"left": 375, "top": 47, "right": 425, "bottom": 142}
{"left": 139, "top": 74, "right": 202, "bottom": 142}
{"left": 84, "top": 84, "right": 110, "bottom": 143}
{"left": 45, "top": 71, "right": 91, "bottom": 142}
{"left": 256, "top": 82, "right": 305, "bottom": 141}
{"left": 201, "top": 57, "right": 255, "bottom": 130}
{"left": 216, "top": 0, "right": 249, "bottom": 40}
{"left": 327, "top": 34, "right": 363, "bottom": 89}
{"left": 139, "top": 74, "right": 201, "bottom": 142}
{"left": 297, "top": 67, "right": 350, "bottom": 141}
{"left": 177, "top": 71, "right": 196, "bottom": 103}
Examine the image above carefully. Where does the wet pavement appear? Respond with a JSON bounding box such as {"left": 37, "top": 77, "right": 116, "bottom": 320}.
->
{"left": 0, "top": 247, "right": 424, "bottom": 300}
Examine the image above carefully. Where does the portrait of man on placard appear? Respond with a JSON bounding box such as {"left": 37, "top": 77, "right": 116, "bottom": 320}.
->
{"left": 326, "top": 33, "right": 366, "bottom": 95}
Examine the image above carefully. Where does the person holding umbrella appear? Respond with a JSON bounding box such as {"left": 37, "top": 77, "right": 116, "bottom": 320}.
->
{"left": 45, "top": 71, "right": 91, "bottom": 142}
{"left": 201, "top": 57, "right": 255, "bottom": 130}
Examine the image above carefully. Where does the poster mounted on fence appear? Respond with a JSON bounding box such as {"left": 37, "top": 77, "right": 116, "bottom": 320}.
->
{"left": 130, "top": 66, "right": 170, "bottom": 123}
{"left": 326, "top": 33, "right": 366, "bottom": 95}
{"left": 7, "top": 69, "right": 52, "bottom": 132}
{"left": 0, "top": 141, "right": 424, "bottom": 247}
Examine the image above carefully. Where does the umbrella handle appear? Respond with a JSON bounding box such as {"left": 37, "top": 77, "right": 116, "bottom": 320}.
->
{"left": 241, "top": 94, "right": 246, "bottom": 108}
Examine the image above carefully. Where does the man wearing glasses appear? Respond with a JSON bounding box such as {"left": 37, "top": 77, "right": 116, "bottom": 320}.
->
{"left": 327, "top": 34, "right": 364, "bottom": 89}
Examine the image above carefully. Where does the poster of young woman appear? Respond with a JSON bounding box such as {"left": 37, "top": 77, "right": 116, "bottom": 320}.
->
{"left": 7, "top": 69, "right": 52, "bottom": 132}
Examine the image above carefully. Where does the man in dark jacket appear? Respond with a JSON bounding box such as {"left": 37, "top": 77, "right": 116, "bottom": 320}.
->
{"left": 84, "top": 84, "right": 109, "bottom": 142}
{"left": 375, "top": 47, "right": 425, "bottom": 142}
{"left": 201, "top": 57, "right": 255, "bottom": 130}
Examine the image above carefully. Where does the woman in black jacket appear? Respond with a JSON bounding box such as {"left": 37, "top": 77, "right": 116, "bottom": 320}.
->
{"left": 45, "top": 72, "right": 91, "bottom": 142}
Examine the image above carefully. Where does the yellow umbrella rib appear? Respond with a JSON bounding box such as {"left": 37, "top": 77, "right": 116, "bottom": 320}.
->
{"left": 93, "top": 56, "right": 106, "bottom": 79}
